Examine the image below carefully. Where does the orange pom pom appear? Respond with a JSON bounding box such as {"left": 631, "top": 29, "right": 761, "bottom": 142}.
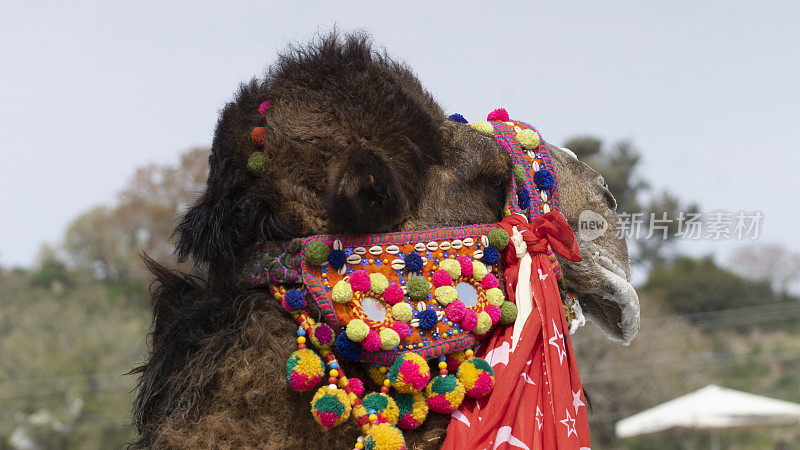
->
{"left": 250, "top": 127, "right": 266, "bottom": 146}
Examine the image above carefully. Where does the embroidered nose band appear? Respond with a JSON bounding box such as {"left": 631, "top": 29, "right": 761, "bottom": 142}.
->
{"left": 240, "top": 107, "right": 589, "bottom": 449}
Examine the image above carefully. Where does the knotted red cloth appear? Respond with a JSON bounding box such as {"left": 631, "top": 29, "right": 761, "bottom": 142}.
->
{"left": 442, "top": 211, "right": 591, "bottom": 449}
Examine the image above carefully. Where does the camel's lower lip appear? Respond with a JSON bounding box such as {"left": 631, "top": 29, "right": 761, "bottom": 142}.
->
{"left": 597, "top": 263, "right": 640, "bottom": 343}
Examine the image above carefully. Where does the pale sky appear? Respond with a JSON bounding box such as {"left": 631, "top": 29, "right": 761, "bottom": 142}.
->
{"left": 1, "top": 1, "right": 798, "bottom": 268}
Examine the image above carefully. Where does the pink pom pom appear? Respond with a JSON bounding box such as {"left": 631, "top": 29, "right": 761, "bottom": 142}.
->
{"left": 432, "top": 270, "right": 452, "bottom": 287}
{"left": 445, "top": 300, "right": 466, "bottom": 323}
{"left": 461, "top": 309, "right": 478, "bottom": 332}
{"left": 484, "top": 304, "right": 501, "bottom": 324}
{"left": 362, "top": 329, "right": 382, "bottom": 352}
{"left": 258, "top": 100, "right": 272, "bottom": 115}
{"left": 446, "top": 355, "right": 462, "bottom": 373}
{"left": 457, "top": 256, "right": 473, "bottom": 277}
{"left": 383, "top": 284, "right": 404, "bottom": 305}
{"left": 348, "top": 377, "right": 364, "bottom": 397}
{"left": 350, "top": 270, "right": 371, "bottom": 292}
{"left": 392, "top": 321, "right": 410, "bottom": 340}
{"left": 481, "top": 273, "right": 499, "bottom": 289}
{"left": 487, "top": 108, "right": 509, "bottom": 122}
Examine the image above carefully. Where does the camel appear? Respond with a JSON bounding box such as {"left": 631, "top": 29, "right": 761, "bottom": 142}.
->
{"left": 132, "top": 33, "right": 639, "bottom": 449}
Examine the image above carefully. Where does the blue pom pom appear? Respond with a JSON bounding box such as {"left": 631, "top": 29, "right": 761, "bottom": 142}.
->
{"left": 483, "top": 247, "right": 500, "bottom": 265}
{"left": 404, "top": 252, "right": 424, "bottom": 273}
{"left": 448, "top": 113, "right": 468, "bottom": 124}
{"left": 285, "top": 290, "right": 306, "bottom": 311}
{"left": 334, "top": 332, "right": 362, "bottom": 362}
{"left": 328, "top": 249, "right": 346, "bottom": 270}
{"left": 534, "top": 169, "right": 555, "bottom": 190}
{"left": 418, "top": 309, "right": 437, "bottom": 330}
{"left": 516, "top": 187, "right": 531, "bottom": 210}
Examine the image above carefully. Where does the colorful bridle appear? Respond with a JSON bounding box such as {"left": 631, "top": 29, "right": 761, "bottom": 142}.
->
{"left": 240, "top": 106, "right": 583, "bottom": 449}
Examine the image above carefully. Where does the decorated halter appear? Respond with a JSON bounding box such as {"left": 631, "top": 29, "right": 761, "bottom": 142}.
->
{"left": 240, "top": 104, "right": 584, "bottom": 450}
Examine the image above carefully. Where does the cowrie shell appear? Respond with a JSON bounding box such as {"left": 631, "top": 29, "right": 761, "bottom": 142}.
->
{"left": 463, "top": 237, "right": 474, "bottom": 247}
{"left": 354, "top": 246, "right": 367, "bottom": 255}
{"left": 401, "top": 285, "right": 408, "bottom": 295}
{"left": 528, "top": 150, "right": 537, "bottom": 159}
{"left": 451, "top": 239, "right": 463, "bottom": 250}
{"left": 337, "top": 265, "right": 347, "bottom": 275}
{"left": 533, "top": 161, "right": 540, "bottom": 171}
{"left": 474, "top": 250, "right": 484, "bottom": 259}
{"left": 347, "top": 254, "right": 362, "bottom": 265}
{"left": 436, "top": 311, "right": 444, "bottom": 320}
{"left": 543, "top": 204, "right": 551, "bottom": 213}
{"left": 369, "top": 245, "right": 383, "bottom": 256}
{"left": 426, "top": 241, "right": 438, "bottom": 251}
{"left": 541, "top": 191, "right": 548, "bottom": 201}
{"left": 410, "top": 318, "right": 420, "bottom": 328}
{"left": 421, "top": 257, "right": 428, "bottom": 266}
{"left": 439, "top": 241, "right": 451, "bottom": 251}
{"left": 391, "top": 259, "right": 405, "bottom": 270}
{"left": 386, "top": 245, "right": 400, "bottom": 255}
{"left": 333, "top": 239, "right": 343, "bottom": 250}
{"left": 416, "top": 301, "right": 426, "bottom": 311}
{"left": 481, "top": 235, "right": 489, "bottom": 247}
{"left": 415, "top": 243, "right": 426, "bottom": 252}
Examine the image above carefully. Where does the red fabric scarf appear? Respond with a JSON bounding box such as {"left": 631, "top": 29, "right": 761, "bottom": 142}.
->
{"left": 442, "top": 212, "right": 591, "bottom": 450}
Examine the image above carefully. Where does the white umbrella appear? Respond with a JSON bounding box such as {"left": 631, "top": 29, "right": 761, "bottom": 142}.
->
{"left": 616, "top": 384, "right": 800, "bottom": 439}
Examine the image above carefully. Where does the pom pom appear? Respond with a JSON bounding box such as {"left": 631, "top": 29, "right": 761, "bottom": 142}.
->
{"left": 457, "top": 256, "right": 473, "bottom": 277}
{"left": 347, "top": 319, "right": 370, "bottom": 342}
{"left": 392, "top": 302, "right": 413, "bottom": 323}
{"left": 513, "top": 164, "right": 527, "bottom": 185}
{"left": 457, "top": 358, "right": 494, "bottom": 399}
{"left": 474, "top": 311, "right": 492, "bottom": 335}
{"left": 404, "top": 252, "right": 424, "bottom": 273}
{"left": 434, "top": 286, "right": 457, "bottom": 306}
{"left": 247, "top": 152, "right": 268, "bottom": 176}
{"left": 425, "top": 374, "right": 465, "bottom": 414}
{"left": 310, "top": 323, "right": 335, "bottom": 348}
{"left": 516, "top": 186, "right": 531, "bottom": 210}
{"left": 486, "top": 108, "right": 509, "bottom": 122}
{"left": 392, "top": 391, "right": 428, "bottom": 430}
{"left": 418, "top": 309, "right": 437, "bottom": 330}
{"left": 406, "top": 276, "right": 430, "bottom": 301}
{"left": 447, "top": 113, "right": 468, "bottom": 123}
{"left": 445, "top": 300, "right": 466, "bottom": 322}
{"left": 332, "top": 280, "right": 354, "bottom": 304}
{"left": 362, "top": 330, "right": 382, "bottom": 352}
{"left": 363, "top": 392, "right": 400, "bottom": 424}
{"left": 257, "top": 100, "right": 272, "bottom": 115}
{"left": 445, "top": 351, "right": 468, "bottom": 373}
{"left": 364, "top": 423, "right": 405, "bottom": 450}
{"left": 250, "top": 126, "right": 266, "bottom": 146}
{"left": 484, "top": 304, "right": 502, "bottom": 324}
{"left": 345, "top": 377, "right": 365, "bottom": 397}
{"left": 486, "top": 287, "right": 505, "bottom": 306}
{"left": 283, "top": 289, "right": 306, "bottom": 312}
{"left": 368, "top": 364, "right": 388, "bottom": 386}
{"left": 482, "top": 247, "right": 500, "bottom": 265}
{"left": 534, "top": 168, "right": 555, "bottom": 190}
{"left": 516, "top": 128, "right": 540, "bottom": 149}
{"left": 488, "top": 229, "right": 510, "bottom": 251}
{"left": 380, "top": 328, "right": 401, "bottom": 350}
{"left": 383, "top": 284, "right": 405, "bottom": 305}
{"left": 286, "top": 348, "right": 325, "bottom": 391}
{"left": 350, "top": 270, "right": 371, "bottom": 292}
{"left": 461, "top": 309, "right": 478, "bottom": 332}
{"left": 438, "top": 259, "right": 462, "bottom": 280}
{"left": 305, "top": 241, "right": 331, "bottom": 266}
{"left": 310, "top": 386, "right": 351, "bottom": 427}
{"left": 499, "top": 301, "right": 518, "bottom": 324}
{"left": 328, "top": 249, "right": 346, "bottom": 269}
{"left": 471, "top": 261, "right": 488, "bottom": 281}
{"left": 431, "top": 270, "right": 452, "bottom": 287}
{"left": 480, "top": 273, "right": 499, "bottom": 289}
{"left": 391, "top": 321, "right": 410, "bottom": 340}
{"left": 334, "top": 332, "right": 362, "bottom": 362}
{"left": 370, "top": 273, "right": 390, "bottom": 294}
{"left": 470, "top": 120, "right": 493, "bottom": 136}
{"left": 388, "top": 352, "right": 430, "bottom": 393}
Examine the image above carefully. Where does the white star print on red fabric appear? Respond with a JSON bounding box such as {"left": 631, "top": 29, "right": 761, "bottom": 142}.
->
{"left": 572, "top": 389, "right": 585, "bottom": 415}
{"left": 559, "top": 409, "right": 578, "bottom": 438}
{"left": 548, "top": 319, "right": 567, "bottom": 365}
{"left": 535, "top": 406, "right": 543, "bottom": 431}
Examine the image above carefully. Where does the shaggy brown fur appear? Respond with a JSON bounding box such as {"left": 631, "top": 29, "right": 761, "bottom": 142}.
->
{"left": 133, "top": 32, "right": 636, "bottom": 449}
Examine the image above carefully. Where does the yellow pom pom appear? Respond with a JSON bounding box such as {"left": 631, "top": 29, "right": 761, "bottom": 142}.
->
{"left": 363, "top": 392, "right": 400, "bottom": 424}
{"left": 332, "top": 280, "right": 353, "bottom": 304}
{"left": 310, "top": 386, "right": 351, "bottom": 427}
{"left": 516, "top": 128, "right": 540, "bottom": 149}
{"left": 475, "top": 311, "right": 492, "bottom": 335}
{"left": 379, "top": 328, "right": 401, "bottom": 350}
{"left": 472, "top": 261, "right": 488, "bottom": 281}
{"left": 470, "top": 120, "right": 493, "bottom": 136}
{"left": 434, "top": 286, "right": 457, "bottom": 306}
{"left": 369, "top": 273, "right": 390, "bottom": 294}
{"left": 346, "top": 319, "right": 370, "bottom": 342}
{"left": 379, "top": 366, "right": 388, "bottom": 374}
{"left": 368, "top": 365, "right": 387, "bottom": 385}
{"left": 391, "top": 302, "right": 413, "bottom": 323}
{"left": 485, "top": 287, "right": 504, "bottom": 306}
{"left": 364, "top": 423, "right": 406, "bottom": 450}
{"left": 438, "top": 259, "right": 462, "bottom": 280}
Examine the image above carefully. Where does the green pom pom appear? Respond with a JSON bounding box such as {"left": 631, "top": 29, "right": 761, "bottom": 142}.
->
{"left": 499, "top": 301, "right": 518, "bottom": 325}
{"left": 346, "top": 319, "right": 370, "bottom": 342}
{"left": 392, "top": 302, "right": 413, "bottom": 322}
{"left": 471, "top": 120, "right": 493, "bottom": 136}
{"left": 406, "top": 276, "right": 430, "bottom": 301}
{"left": 486, "top": 287, "right": 504, "bottom": 306}
{"left": 475, "top": 311, "right": 492, "bottom": 335}
{"left": 380, "top": 328, "right": 401, "bottom": 350}
{"left": 516, "top": 129, "right": 540, "bottom": 149}
{"left": 488, "top": 228, "right": 510, "bottom": 251}
{"left": 305, "top": 241, "right": 330, "bottom": 266}
{"left": 513, "top": 164, "right": 527, "bottom": 185}
{"left": 438, "top": 259, "right": 461, "bottom": 280}
{"left": 247, "top": 152, "right": 268, "bottom": 175}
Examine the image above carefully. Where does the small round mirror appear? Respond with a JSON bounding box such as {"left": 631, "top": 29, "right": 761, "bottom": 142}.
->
{"left": 455, "top": 282, "right": 479, "bottom": 307}
{"left": 362, "top": 296, "right": 388, "bottom": 321}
